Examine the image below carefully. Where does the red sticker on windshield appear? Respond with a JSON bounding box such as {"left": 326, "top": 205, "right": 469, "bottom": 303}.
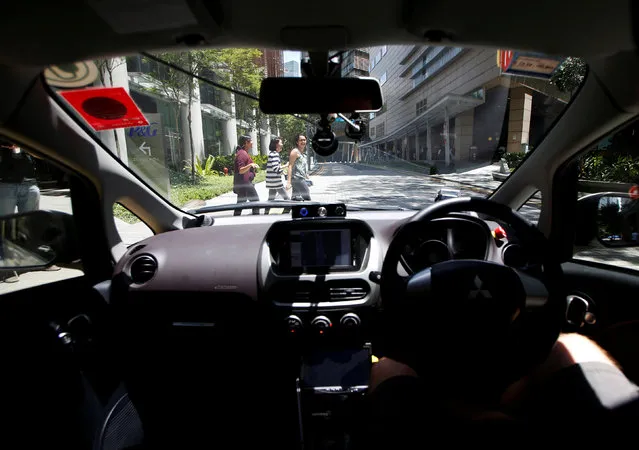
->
{"left": 60, "top": 87, "right": 149, "bottom": 131}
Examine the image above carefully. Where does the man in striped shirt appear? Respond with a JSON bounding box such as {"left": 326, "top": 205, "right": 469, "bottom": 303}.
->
{"left": 265, "top": 137, "right": 289, "bottom": 214}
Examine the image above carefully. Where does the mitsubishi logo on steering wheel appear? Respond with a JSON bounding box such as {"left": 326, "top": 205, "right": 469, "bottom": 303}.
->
{"left": 468, "top": 275, "right": 492, "bottom": 300}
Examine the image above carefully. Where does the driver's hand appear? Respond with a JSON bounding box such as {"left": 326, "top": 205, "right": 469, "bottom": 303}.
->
{"left": 369, "top": 357, "right": 417, "bottom": 393}
{"left": 286, "top": 183, "right": 292, "bottom": 190}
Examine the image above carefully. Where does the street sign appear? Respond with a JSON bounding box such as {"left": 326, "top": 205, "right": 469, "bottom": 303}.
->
{"left": 138, "top": 141, "right": 151, "bottom": 156}
{"left": 498, "top": 51, "right": 565, "bottom": 79}
{"left": 125, "top": 113, "right": 169, "bottom": 197}
{"left": 60, "top": 87, "right": 149, "bottom": 131}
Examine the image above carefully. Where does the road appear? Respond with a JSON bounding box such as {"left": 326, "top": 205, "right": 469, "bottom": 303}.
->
{"left": 304, "top": 162, "right": 491, "bottom": 209}
{"left": 206, "top": 162, "right": 542, "bottom": 224}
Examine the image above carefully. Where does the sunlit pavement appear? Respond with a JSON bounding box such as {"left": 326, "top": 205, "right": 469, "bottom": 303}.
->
{"left": 205, "top": 162, "right": 541, "bottom": 224}
{"left": 0, "top": 267, "right": 83, "bottom": 295}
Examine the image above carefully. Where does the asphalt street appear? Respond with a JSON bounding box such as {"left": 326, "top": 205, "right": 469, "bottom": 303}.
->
{"left": 207, "top": 162, "right": 542, "bottom": 224}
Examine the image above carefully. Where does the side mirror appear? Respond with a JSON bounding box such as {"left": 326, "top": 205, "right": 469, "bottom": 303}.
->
{"left": 596, "top": 194, "right": 639, "bottom": 247}
{"left": 0, "top": 210, "right": 80, "bottom": 270}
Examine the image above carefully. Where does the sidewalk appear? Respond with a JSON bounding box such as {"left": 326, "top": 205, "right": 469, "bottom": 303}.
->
{"left": 431, "top": 162, "right": 503, "bottom": 191}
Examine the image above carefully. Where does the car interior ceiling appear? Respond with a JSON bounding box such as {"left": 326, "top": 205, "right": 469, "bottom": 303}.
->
{"left": 2, "top": 1, "right": 639, "bottom": 449}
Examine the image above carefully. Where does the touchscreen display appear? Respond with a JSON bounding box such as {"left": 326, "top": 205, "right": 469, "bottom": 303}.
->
{"left": 290, "top": 229, "right": 352, "bottom": 268}
{"left": 301, "top": 348, "right": 371, "bottom": 388}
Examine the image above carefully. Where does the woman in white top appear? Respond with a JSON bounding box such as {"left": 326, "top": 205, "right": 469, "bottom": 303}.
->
{"left": 286, "top": 134, "right": 311, "bottom": 201}
{"left": 265, "top": 137, "right": 289, "bottom": 214}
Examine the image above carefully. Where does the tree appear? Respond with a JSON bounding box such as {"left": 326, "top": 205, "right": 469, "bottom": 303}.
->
{"left": 209, "top": 49, "right": 264, "bottom": 135}
{"left": 551, "top": 57, "right": 587, "bottom": 95}
{"left": 144, "top": 51, "right": 217, "bottom": 182}
{"left": 276, "top": 114, "right": 312, "bottom": 155}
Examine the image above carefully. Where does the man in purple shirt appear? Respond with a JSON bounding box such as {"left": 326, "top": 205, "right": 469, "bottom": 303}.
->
{"left": 233, "top": 135, "right": 260, "bottom": 216}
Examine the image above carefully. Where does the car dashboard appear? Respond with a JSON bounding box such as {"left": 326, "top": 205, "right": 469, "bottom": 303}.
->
{"left": 113, "top": 210, "right": 531, "bottom": 339}
{"left": 109, "top": 208, "right": 536, "bottom": 449}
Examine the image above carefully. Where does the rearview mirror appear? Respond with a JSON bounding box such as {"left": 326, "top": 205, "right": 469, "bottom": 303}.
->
{"left": 596, "top": 194, "right": 639, "bottom": 247}
{"left": 259, "top": 77, "right": 383, "bottom": 114}
{"left": 0, "top": 210, "right": 80, "bottom": 270}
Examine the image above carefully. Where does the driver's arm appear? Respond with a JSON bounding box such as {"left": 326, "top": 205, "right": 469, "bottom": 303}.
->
{"left": 501, "top": 333, "right": 639, "bottom": 419}
{"left": 359, "top": 335, "right": 639, "bottom": 447}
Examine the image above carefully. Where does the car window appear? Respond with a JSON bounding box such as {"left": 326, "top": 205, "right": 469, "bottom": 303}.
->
{"left": 0, "top": 139, "right": 83, "bottom": 294}
{"left": 45, "top": 47, "right": 585, "bottom": 217}
{"left": 113, "top": 203, "right": 153, "bottom": 246}
{"left": 573, "top": 118, "right": 639, "bottom": 270}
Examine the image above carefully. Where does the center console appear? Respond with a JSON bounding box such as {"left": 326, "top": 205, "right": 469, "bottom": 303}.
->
{"left": 297, "top": 345, "right": 372, "bottom": 450}
{"left": 259, "top": 218, "right": 381, "bottom": 339}
{"left": 260, "top": 214, "right": 381, "bottom": 449}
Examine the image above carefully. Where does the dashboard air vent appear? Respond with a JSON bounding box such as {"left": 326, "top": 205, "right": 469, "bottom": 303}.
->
{"left": 327, "top": 280, "right": 370, "bottom": 302}
{"left": 328, "top": 286, "right": 368, "bottom": 301}
{"left": 130, "top": 255, "right": 157, "bottom": 284}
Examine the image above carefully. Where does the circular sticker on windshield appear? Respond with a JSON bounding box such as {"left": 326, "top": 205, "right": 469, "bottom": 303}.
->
{"left": 44, "top": 61, "right": 99, "bottom": 88}
{"left": 82, "top": 97, "right": 127, "bottom": 120}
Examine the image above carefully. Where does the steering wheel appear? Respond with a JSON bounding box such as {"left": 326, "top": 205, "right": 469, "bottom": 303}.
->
{"left": 380, "top": 197, "right": 565, "bottom": 393}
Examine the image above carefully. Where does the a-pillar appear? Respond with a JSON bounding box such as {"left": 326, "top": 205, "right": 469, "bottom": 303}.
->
{"left": 455, "top": 109, "right": 474, "bottom": 161}
{"left": 260, "top": 117, "right": 271, "bottom": 156}
{"left": 98, "top": 57, "right": 129, "bottom": 165}
{"left": 180, "top": 80, "right": 205, "bottom": 165}
{"left": 506, "top": 86, "right": 532, "bottom": 153}
{"left": 223, "top": 92, "right": 238, "bottom": 155}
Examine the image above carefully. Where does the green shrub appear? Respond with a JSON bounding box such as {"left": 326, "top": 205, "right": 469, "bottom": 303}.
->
{"left": 113, "top": 171, "right": 267, "bottom": 224}
{"left": 580, "top": 153, "right": 639, "bottom": 183}
{"left": 113, "top": 203, "right": 141, "bottom": 224}
{"left": 503, "top": 152, "right": 526, "bottom": 170}
{"left": 169, "top": 171, "right": 266, "bottom": 208}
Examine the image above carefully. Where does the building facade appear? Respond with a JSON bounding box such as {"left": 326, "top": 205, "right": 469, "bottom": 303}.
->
{"left": 340, "top": 49, "right": 370, "bottom": 78}
{"left": 100, "top": 54, "right": 272, "bottom": 176}
{"left": 284, "top": 60, "right": 300, "bottom": 78}
{"left": 261, "top": 49, "right": 284, "bottom": 77}
{"left": 362, "top": 45, "right": 568, "bottom": 166}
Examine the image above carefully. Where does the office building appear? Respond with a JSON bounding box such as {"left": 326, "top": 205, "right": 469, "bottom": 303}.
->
{"left": 284, "top": 60, "right": 300, "bottom": 78}
{"left": 361, "top": 45, "right": 568, "bottom": 166}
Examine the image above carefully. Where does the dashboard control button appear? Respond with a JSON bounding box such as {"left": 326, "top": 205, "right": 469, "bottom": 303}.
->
{"left": 334, "top": 205, "right": 345, "bottom": 216}
{"left": 340, "top": 313, "right": 361, "bottom": 328}
{"left": 285, "top": 315, "right": 303, "bottom": 333}
{"left": 311, "top": 316, "right": 332, "bottom": 333}
{"left": 317, "top": 206, "right": 328, "bottom": 217}
{"left": 368, "top": 271, "right": 382, "bottom": 284}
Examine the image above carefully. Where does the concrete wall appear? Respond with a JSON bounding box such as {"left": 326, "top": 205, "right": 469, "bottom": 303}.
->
{"left": 369, "top": 46, "right": 500, "bottom": 140}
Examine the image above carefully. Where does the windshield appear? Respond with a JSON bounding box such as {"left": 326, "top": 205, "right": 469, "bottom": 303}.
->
{"left": 45, "top": 47, "right": 585, "bottom": 221}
